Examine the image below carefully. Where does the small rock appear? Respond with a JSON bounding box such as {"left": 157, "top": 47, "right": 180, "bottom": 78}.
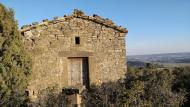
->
{"left": 54, "top": 16, "right": 59, "bottom": 20}
{"left": 21, "top": 24, "right": 31, "bottom": 29}
{"left": 42, "top": 19, "right": 48, "bottom": 22}
{"left": 32, "top": 22, "right": 39, "bottom": 25}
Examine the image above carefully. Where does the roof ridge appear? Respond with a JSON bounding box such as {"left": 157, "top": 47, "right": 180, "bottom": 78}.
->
{"left": 20, "top": 9, "right": 128, "bottom": 33}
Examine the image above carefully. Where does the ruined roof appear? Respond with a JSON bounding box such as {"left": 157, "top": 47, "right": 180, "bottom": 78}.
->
{"left": 20, "top": 9, "right": 128, "bottom": 33}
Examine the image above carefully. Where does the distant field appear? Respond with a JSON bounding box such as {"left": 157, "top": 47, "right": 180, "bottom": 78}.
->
{"left": 162, "top": 63, "right": 190, "bottom": 67}
{"left": 128, "top": 52, "right": 190, "bottom": 67}
{"left": 128, "top": 61, "right": 190, "bottom": 68}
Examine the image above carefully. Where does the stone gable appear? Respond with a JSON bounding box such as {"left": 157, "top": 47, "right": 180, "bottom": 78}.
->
{"left": 21, "top": 9, "right": 128, "bottom": 101}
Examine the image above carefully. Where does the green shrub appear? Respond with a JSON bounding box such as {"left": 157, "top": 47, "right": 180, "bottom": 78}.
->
{"left": 0, "top": 3, "right": 32, "bottom": 106}
{"left": 82, "top": 66, "right": 187, "bottom": 107}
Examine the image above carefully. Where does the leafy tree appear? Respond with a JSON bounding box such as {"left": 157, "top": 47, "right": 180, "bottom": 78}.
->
{"left": 0, "top": 3, "right": 31, "bottom": 106}
{"left": 122, "top": 66, "right": 186, "bottom": 107}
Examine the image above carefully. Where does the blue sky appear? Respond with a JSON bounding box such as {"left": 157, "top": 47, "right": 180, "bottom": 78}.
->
{"left": 1, "top": 0, "right": 190, "bottom": 55}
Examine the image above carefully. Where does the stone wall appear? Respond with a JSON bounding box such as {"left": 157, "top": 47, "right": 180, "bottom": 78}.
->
{"left": 21, "top": 10, "right": 128, "bottom": 101}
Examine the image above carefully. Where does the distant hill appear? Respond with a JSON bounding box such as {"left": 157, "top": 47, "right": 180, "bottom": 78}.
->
{"left": 128, "top": 52, "right": 190, "bottom": 67}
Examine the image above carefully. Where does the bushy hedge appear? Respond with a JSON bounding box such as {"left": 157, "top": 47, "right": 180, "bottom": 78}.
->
{"left": 82, "top": 65, "right": 190, "bottom": 107}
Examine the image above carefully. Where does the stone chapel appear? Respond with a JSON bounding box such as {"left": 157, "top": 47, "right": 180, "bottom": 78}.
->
{"left": 20, "top": 9, "right": 128, "bottom": 101}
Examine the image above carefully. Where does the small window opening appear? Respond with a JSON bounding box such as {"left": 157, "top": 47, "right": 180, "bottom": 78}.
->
{"left": 25, "top": 91, "right": 29, "bottom": 96}
{"left": 75, "top": 37, "right": 80, "bottom": 44}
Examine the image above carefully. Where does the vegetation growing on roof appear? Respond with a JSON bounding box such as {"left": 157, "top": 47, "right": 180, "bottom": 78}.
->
{"left": 20, "top": 9, "right": 128, "bottom": 33}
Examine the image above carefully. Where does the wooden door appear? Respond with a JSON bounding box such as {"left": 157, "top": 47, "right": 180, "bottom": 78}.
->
{"left": 68, "top": 58, "right": 83, "bottom": 87}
